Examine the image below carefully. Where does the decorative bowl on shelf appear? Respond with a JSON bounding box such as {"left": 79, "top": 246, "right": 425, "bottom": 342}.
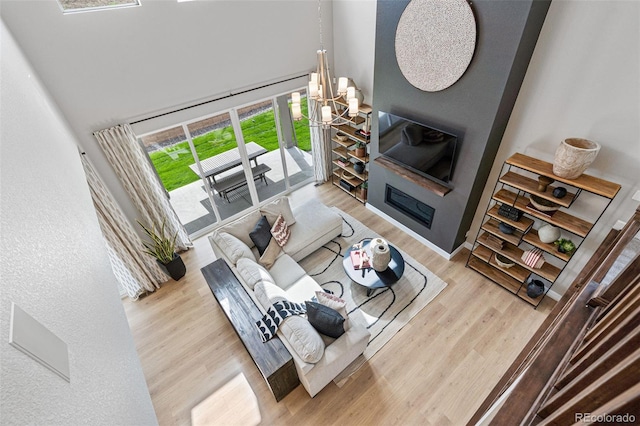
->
{"left": 498, "top": 222, "right": 516, "bottom": 235}
{"left": 530, "top": 195, "right": 561, "bottom": 212}
{"left": 336, "top": 133, "right": 349, "bottom": 142}
{"left": 495, "top": 254, "right": 515, "bottom": 269}
{"left": 341, "top": 170, "right": 357, "bottom": 182}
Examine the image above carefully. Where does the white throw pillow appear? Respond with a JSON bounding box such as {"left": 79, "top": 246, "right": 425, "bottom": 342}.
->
{"left": 213, "top": 231, "right": 255, "bottom": 265}
{"left": 254, "top": 281, "right": 325, "bottom": 363}
{"left": 260, "top": 197, "right": 296, "bottom": 226}
{"left": 315, "top": 291, "right": 351, "bottom": 331}
{"left": 236, "top": 258, "right": 276, "bottom": 290}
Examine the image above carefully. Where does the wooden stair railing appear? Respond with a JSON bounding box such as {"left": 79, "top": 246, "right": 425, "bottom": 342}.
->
{"left": 469, "top": 205, "right": 640, "bottom": 425}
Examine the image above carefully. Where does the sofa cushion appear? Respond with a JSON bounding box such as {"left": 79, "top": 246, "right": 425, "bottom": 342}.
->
{"left": 268, "top": 255, "right": 307, "bottom": 289}
{"left": 260, "top": 197, "right": 296, "bottom": 226}
{"left": 258, "top": 238, "right": 281, "bottom": 269}
{"left": 249, "top": 215, "right": 272, "bottom": 256}
{"left": 270, "top": 214, "right": 291, "bottom": 247}
{"left": 254, "top": 281, "right": 325, "bottom": 363}
{"left": 281, "top": 275, "right": 324, "bottom": 304}
{"left": 222, "top": 209, "right": 262, "bottom": 247}
{"left": 305, "top": 301, "right": 345, "bottom": 339}
{"left": 236, "top": 258, "right": 276, "bottom": 290}
{"left": 315, "top": 291, "right": 351, "bottom": 331}
{"left": 283, "top": 201, "right": 342, "bottom": 258}
{"left": 213, "top": 231, "right": 255, "bottom": 265}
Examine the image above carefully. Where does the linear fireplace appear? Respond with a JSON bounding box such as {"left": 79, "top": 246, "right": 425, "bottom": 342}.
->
{"left": 384, "top": 185, "right": 435, "bottom": 229}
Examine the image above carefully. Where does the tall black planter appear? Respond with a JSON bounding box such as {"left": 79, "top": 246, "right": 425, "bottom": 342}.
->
{"left": 158, "top": 253, "right": 186, "bottom": 281}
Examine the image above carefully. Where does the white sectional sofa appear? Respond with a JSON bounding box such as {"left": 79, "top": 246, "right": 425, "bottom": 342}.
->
{"left": 209, "top": 197, "right": 370, "bottom": 397}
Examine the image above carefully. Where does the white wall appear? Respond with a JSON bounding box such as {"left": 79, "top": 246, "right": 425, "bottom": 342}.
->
{"left": 0, "top": 0, "right": 333, "bottom": 230}
{"left": 333, "top": 0, "right": 377, "bottom": 104}
{"left": 468, "top": 0, "right": 640, "bottom": 296}
{"left": 0, "top": 21, "right": 157, "bottom": 426}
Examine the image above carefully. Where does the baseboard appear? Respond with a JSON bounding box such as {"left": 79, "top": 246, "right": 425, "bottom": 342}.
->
{"left": 365, "top": 203, "right": 459, "bottom": 260}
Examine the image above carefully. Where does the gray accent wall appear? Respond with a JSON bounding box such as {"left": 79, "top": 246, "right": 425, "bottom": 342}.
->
{"left": 369, "top": 0, "right": 550, "bottom": 254}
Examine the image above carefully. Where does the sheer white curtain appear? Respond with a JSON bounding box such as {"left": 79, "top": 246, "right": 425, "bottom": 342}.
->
{"left": 80, "top": 153, "right": 166, "bottom": 299}
{"left": 93, "top": 124, "right": 192, "bottom": 251}
{"left": 310, "top": 100, "right": 333, "bottom": 182}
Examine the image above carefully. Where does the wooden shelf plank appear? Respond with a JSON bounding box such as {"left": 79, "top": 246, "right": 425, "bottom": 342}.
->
{"left": 332, "top": 137, "right": 356, "bottom": 148}
{"left": 477, "top": 232, "right": 561, "bottom": 282}
{"left": 374, "top": 156, "right": 452, "bottom": 197}
{"left": 472, "top": 244, "right": 493, "bottom": 263}
{"left": 499, "top": 171, "right": 576, "bottom": 208}
{"left": 332, "top": 161, "right": 367, "bottom": 182}
{"left": 334, "top": 97, "right": 373, "bottom": 114}
{"left": 481, "top": 218, "right": 524, "bottom": 246}
{"left": 334, "top": 124, "right": 369, "bottom": 144}
{"left": 493, "top": 188, "right": 593, "bottom": 238}
{"left": 517, "top": 285, "right": 546, "bottom": 306}
{"left": 505, "top": 153, "right": 621, "bottom": 199}
{"left": 468, "top": 256, "right": 523, "bottom": 295}
{"left": 472, "top": 245, "right": 530, "bottom": 283}
{"left": 523, "top": 228, "right": 573, "bottom": 262}
{"left": 332, "top": 146, "right": 348, "bottom": 158}
{"left": 487, "top": 204, "right": 534, "bottom": 232}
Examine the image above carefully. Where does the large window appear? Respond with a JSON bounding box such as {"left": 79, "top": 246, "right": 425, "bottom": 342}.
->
{"left": 139, "top": 88, "right": 313, "bottom": 238}
{"left": 57, "top": 0, "right": 140, "bottom": 13}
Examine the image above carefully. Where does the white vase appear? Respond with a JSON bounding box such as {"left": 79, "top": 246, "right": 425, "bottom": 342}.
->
{"left": 370, "top": 238, "right": 391, "bottom": 272}
{"left": 538, "top": 224, "right": 561, "bottom": 244}
{"left": 553, "top": 138, "right": 601, "bottom": 179}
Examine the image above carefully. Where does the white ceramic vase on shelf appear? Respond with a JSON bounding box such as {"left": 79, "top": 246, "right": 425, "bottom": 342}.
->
{"left": 538, "top": 224, "right": 561, "bottom": 244}
{"left": 553, "top": 138, "right": 601, "bottom": 179}
{"left": 370, "top": 238, "right": 391, "bottom": 272}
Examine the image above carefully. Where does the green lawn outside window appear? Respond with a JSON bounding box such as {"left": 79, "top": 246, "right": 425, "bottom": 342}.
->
{"left": 149, "top": 99, "right": 311, "bottom": 192}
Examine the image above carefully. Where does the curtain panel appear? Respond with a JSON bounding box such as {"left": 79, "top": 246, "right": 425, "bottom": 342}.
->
{"left": 80, "top": 153, "right": 166, "bottom": 299}
{"left": 93, "top": 123, "right": 192, "bottom": 251}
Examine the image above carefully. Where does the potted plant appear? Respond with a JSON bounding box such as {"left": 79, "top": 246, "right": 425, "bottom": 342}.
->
{"left": 359, "top": 181, "right": 368, "bottom": 200}
{"left": 138, "top": 219, "right": 186, "bottom": 280}
{"left": 354, "top": 141, "right": 366, "bottom": 158}
{"left": 554, "top": 238, "right": 576, "bottom": 255}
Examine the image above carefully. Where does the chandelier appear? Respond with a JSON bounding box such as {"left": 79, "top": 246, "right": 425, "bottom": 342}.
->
{"left": 290, "top": 3, "right": 359, "bottom": 128}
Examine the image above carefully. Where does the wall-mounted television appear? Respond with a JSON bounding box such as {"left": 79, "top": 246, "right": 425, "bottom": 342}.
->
{"left": 378, "top": 112, "right": 458, "bottom": 186}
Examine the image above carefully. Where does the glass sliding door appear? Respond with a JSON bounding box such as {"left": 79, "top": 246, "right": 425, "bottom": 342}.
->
{"left": 280, "top": 89, "right": 313, "bottom": 187}
{"left": 185, "top": 112, "right": 251, "bottom": 222}
{"left": 236, "top": 99, "right": 286, "bottom": 203}
{"left": 140, "top": 125, "right": 218, "bottom": 236}
{"left": 141, "top": 88, "right": 315, "bottom": 235}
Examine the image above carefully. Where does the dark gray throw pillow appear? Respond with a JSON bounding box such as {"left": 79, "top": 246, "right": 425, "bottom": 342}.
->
{"left": 305, "top": 301, "right": 345, "bottom": 338}
{"left": 249, "top": 215, "right": 272, "bottom": 256}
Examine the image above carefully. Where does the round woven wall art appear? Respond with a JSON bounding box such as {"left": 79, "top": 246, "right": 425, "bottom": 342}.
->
{"left": 395, "top": 0, "right": 476, "bottom": 92}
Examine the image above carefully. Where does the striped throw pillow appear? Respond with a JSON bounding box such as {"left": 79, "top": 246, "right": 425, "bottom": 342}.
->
{"left": 270, "top": 214, "right": 291, "bottom": 247}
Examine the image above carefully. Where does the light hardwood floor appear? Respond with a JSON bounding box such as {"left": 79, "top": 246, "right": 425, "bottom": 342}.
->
{"left": 123, "top": 183, "right": 554, "bottom": 426}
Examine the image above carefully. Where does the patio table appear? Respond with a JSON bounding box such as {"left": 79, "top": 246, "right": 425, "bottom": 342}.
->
{"left": 188, "top": 141, "right": 268, "bottom": 189}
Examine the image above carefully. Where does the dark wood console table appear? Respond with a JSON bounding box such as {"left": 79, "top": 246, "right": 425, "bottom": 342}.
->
{"left": 202, "top": 259, "right": 299, "bottom": 401}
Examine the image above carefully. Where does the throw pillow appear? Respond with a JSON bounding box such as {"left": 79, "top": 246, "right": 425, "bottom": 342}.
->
{"left": 260, "top": 197, "right": 296, "bottom": 226}
{"left": 259, "top": 237, "right": 281, "bottom": 269}
{"left": 315, "top": 291, "right": 350, "bottom": 331}
{"left": 212, "top": 231, "right": 255, "bottom": 265}
{"left": 270, "top": 214, "right": 291, "bottom": 247}
{"left": 236, "top": 257, "right": 276, "bottom": 290}
{"left": 305, "top": 301, "right": 345, "bottom": 339}
{"left": 249, "top": 215, "right": 272, "bottom": 256}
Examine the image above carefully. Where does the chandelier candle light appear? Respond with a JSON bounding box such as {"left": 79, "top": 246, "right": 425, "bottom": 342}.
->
{"left": 290, "top": 51, "right": 360, "bottom": 127}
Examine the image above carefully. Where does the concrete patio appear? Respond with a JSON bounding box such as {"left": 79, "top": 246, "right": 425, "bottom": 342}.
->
{"left": 168, "top": 145, "right": 313, "bottom": 235}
